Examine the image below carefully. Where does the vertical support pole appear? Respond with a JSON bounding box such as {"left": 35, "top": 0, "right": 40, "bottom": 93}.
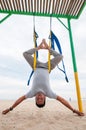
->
{"left": 67, "top": 18, "right": 83, "bottom": 112}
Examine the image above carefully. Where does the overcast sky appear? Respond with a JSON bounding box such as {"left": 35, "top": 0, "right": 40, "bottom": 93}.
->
{"left": 0, "top": 8, "right": 86, "bottom": 100}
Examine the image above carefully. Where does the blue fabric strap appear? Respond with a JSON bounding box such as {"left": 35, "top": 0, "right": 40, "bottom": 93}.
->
{"left": 51, "top": 31, "right": 69, "bottom": 82}
{"left": 27, "top": 70, "right": 34, "bottom": 85}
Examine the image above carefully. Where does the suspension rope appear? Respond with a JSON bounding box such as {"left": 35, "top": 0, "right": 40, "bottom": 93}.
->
{"left": 33, "top": 15, "right": 37, "bottom": 70}
{"left": 48, "top": 15, "right": 52, "bottom": 73}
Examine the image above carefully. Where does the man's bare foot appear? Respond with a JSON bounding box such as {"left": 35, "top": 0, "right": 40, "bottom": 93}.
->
{"left": 2, "top": 109, "right": 10, "bottom": 115}
{"left": 73, "top": 109, "right": 85, "bottom": 116}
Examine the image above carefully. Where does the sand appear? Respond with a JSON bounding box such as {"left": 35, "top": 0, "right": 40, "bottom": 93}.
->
{"left": 0, "top": 99, "right": 86, "bottom": 130}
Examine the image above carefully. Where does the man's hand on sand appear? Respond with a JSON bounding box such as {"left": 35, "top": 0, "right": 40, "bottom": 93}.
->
{"left": 2, "top": 109, "right": 10, "bottom": 115}
{"left": 73, "top": 109, "right": 84, "bottom": 116}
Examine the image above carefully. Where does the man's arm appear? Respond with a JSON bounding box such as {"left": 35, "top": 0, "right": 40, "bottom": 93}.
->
{"left": 56, "top": 95, "right": 84, "bottom": 116}
{"left": 23, "top": 42, "right": 46, "bottom": 68}
{"left": 2, "top": 95, "right": 26, "bottom": 115}
{"left": 23, "top": 48, "right": 38, "bottom": 69}
{"left": 45, "top": 48, "right": 63, "bottom": 70}
{"left": 41, "top": 39, "right": 63, "bottom": 70}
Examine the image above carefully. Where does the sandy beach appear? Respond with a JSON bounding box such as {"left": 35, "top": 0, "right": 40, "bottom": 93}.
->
{"left": 0, "top": 99, "right": 86, "bottom": 130}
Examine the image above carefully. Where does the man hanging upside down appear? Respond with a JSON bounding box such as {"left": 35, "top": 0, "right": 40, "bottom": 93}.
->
{"left": 2, "top": 39, "right": 84, "bottom": 116}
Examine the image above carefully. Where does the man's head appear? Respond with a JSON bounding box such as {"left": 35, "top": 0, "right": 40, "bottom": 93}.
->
{"left": 35, "top": 92, "right": 46, "bottom": 108}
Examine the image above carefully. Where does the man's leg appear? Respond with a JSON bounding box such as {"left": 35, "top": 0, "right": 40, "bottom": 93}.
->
{"left": 2, "top": 95, "right": 26, "bottom": 115}
{"left": 56, "top": 96, "right": 84, "bottom": 116}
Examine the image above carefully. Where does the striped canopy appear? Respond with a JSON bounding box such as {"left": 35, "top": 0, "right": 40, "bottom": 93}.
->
{"left": 0, "top": 0, "right": 86, "bottom": 19}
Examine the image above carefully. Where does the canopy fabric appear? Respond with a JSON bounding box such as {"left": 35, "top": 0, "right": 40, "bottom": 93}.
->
{"left": 0, "top": 0, "right": 85, "bottom": 19}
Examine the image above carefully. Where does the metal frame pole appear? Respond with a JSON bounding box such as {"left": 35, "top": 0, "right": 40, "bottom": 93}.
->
{"left": 0, "top": 13, "right": 11, "bottom": 24}
{"left": 67, "top": 18, "right": 83, "bottom": 112}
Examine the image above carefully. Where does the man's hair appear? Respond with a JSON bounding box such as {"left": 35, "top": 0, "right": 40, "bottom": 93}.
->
{"left": 36, "top": 100, "right": 45, "bottom": 108}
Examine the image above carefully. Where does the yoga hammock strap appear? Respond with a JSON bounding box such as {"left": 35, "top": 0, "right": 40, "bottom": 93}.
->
{"left": 50, "top": 31, "right": 69, "bottom": 82}
{"left": 48, "top": 31, "right": 51, "bottom": 73}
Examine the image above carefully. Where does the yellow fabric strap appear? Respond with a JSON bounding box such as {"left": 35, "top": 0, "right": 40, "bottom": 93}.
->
{"left": 33, "top": 35, "right": 36, "bottom": 70}
{"left": 48, "top": 40, "right": 51, "bottom": 73}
